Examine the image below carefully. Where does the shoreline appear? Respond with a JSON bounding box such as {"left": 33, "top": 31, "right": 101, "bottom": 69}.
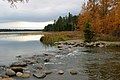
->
{"left": 0, "top": 32, "right": 119, "bottom": 80}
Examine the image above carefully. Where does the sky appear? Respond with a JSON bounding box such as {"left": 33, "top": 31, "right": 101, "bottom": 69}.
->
{"left": 0, "top": 0, "right": 84, "bottom": 29}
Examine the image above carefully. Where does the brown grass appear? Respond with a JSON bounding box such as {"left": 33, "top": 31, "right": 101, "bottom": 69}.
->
{"left": 96, "top": 34, "right": 120, "bottom": 42}
{"left": 40, "top": 31, "right": 83, "bottom": 45}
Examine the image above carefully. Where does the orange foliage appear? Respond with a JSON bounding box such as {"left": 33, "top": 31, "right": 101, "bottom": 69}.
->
{"left": 77, "top": 0, "right": 120, "bottom": 34}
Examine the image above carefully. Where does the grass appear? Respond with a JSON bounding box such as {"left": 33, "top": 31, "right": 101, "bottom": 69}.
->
{"left": 40, "top": 31, "right": 120, "bottom": 46}
{"left": 40, "top": 31, "right": 83, "bottom": 45}
{"left": 96, "top": 34, "right": 120, "bottom": 42}
{"left": 106, "top": 44, "right": 120, "bottom": 48}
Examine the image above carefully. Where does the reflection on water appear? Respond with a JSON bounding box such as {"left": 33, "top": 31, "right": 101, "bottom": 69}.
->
{"left": 0, "top": 34, "right": 54, "bottom": 65}
{"left": 0, "top": 34, "right": 43, "bottom": 41}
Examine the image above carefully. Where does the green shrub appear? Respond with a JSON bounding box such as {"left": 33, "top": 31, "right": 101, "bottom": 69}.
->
{"left": 84, "top": 20, "right": 95, "bottom": 42}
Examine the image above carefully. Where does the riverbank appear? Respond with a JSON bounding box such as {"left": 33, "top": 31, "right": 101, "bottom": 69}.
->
{"left": 40, "top": 31, "right": 120, "bottom": 48}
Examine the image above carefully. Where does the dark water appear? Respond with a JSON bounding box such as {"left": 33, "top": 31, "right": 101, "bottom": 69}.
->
{"left": 0, "top": 33, "right": 120, "bottom": 80}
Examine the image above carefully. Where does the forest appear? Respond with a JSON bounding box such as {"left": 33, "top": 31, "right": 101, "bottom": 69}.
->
{"left": 43, "top": 0, "right": 120, "bottom": 37}
{"left": 43, "top": 13, "right": 78, "bottom": 31}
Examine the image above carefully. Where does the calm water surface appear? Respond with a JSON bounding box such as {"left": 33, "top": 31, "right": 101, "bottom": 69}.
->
{"left": 0, "top": 33, "right": 55, "bottom": 65}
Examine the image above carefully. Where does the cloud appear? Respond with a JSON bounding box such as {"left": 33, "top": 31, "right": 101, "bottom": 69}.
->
{"left": 0, "top": 0, "right": 84, "bottom": 22}
{"left": 0, "top": 0, "right": 84, "bottom": 29}
{"left": 0, "top": 21, "right": 54, "bottom": 29}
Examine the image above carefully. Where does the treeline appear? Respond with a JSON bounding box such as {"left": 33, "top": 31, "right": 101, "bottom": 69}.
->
{"left": 44, "top": 13, "right": 78, "bottom": 31}
{"left": 0, "top": 29, "right": 43, "bottom": 32}
{"left": 76, "top": 0, "right": 120, "bottom": 36}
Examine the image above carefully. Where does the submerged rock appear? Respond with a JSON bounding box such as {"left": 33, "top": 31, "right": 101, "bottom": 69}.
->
{"left": 69, "top": 69, "right": 78, "bottom": 75}
{"left": 10, "top": 62, "right": 27, "bottom": 67}
{"left": 23, "top": 59, "right": 35, "bottom": 64}
{"left": 33, "top": 63, "right": 44, "bottom": 70}
{"left": 33, "top": 72, "right": 46, "bottom": 78}
{"left": 43, "top": 70, "right": 52, "bottom": 75}
{"left": 21, "top": 73, "right": 31, "bottom": 78}
{"left": 5, "top": 69, "right": 16, "bottom": 76}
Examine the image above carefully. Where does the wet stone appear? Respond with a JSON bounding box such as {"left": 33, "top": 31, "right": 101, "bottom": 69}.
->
{"left": 16, "top": 72, "right": 23, "bottom": 77}
{"left": 11, "top": 67, "right": 25, "bottom": 73}
{"left": 58, "top": 70, "right": 64, "bottom": 75}
{"left": 5, "top": 69, "right": 16, "bottom": 76}
{"left": 21, "top": 73, "right": 31, "bottom": 78}
{"left": 69, "top": 69, "right": 78, "bottom": 75}
{"left": 33, "top": 72, "right": 46, "bottom": 78}
{"left": 10, "top": 62, "right": 27, "bottom": 67}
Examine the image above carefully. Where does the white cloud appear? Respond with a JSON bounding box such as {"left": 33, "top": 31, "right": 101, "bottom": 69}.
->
{"left": 0, "top": 21, "right": 54, "bottom": 29}
{"left": 0, "top": 0, "right": 84, "bottom": 29}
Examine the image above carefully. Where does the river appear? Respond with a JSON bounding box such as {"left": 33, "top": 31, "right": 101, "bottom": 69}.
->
{"left": 0, "top": 32, "right": 120, "bottom": 80}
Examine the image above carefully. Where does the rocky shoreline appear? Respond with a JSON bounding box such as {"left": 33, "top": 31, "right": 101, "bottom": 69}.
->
{"left": 0, "top": 40, "right": 119, "bottom": 80}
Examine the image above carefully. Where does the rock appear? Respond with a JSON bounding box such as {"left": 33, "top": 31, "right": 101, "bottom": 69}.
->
{"left": 43, "top": 70, "right": 52, "bottom": 75}
{"left": 44, "top": 57, "right": 50, "bottom": 62}
{"left": 16, "top": 72, "right": 23, "bottom": 77}
{"left": 58, "top": 70, "right": 64, "bottom": 75}
{"left": 33, "top": 72, "right": 46, "bottom": 78}
{"left": 1, "top": 78, "right": 15, "bottom": 80}
{"left": 16, "top": 55, "right": 22, "bottom": 58}
{"left": 0, "top": 75, "right": 9, "bottom": 78}
{"left": 59, "top": 48, "right": 63, "bottom": 50}
{"left": 98, "top": 44, "right": 104, "bottom": 48}
{"left": 85, "top": 42, "right": 94, "bottom": 47}
{"left": 73, "top": 43, "right": 80, "bottom": 47}
{"left": 33, "top": 63, "right": 43, "bottom": 70}
{"left": 21, "top": 73, "right": 31, "bottom": 78}
{"left": 23, "top": 59, "right": 35, "bottom": 64}
{"left": 69, "top": 69, "right": 78, "bottom": 75}
{"left": 68, "top": 45, "right": 72, "bottom": 48}
{"left": 10, "top": 62, "right": 27, "bottom": 67}
{"left": 57, "top": 45, "right": 63, "bottom": 48}
{"left": 11, "top": 67, "right": 25, "bottom": 72}
{"left": 44, "top": 53, "right": 49, "bottom": 56}
{"left": 5, "top": 69, "right": 16, "bottom": 76}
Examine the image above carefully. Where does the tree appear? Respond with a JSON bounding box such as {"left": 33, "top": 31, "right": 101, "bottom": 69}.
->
{"left": 84, "top": 20, "right": 95, "bottom": 42}
{"left": 77, "top": 0, "right": 120, "bottom": 35}
{"left": 43, "top": 13, "right": 78, "bottom": 32}
{"left": 4, "top": 0, "right": 28, "bottom": 7}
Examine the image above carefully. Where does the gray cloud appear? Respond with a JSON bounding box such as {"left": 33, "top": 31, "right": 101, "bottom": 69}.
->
{"left": 0, "top": 0, "right": 84, "bottom": 23}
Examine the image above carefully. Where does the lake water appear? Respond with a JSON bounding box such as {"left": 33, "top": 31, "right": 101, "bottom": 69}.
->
{"left": 0, "top": 33, "right": 120, "bottom": 80}
{"left": 0, "top": 33, "right": 55, "bottom": 65}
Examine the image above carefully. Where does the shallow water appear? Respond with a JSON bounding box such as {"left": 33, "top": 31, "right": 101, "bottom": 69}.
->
{"left": 0, "top": 33, "right": 120, "bottom": 80}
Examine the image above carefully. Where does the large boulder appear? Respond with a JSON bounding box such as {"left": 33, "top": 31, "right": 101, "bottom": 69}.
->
{"left": 5, "top": 69, "right": 16, "bottom": 76}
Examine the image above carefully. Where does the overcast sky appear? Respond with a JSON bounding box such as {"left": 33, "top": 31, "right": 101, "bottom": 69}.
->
{"left": 0, "top": 0, "right": 84, "bottom": 29}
